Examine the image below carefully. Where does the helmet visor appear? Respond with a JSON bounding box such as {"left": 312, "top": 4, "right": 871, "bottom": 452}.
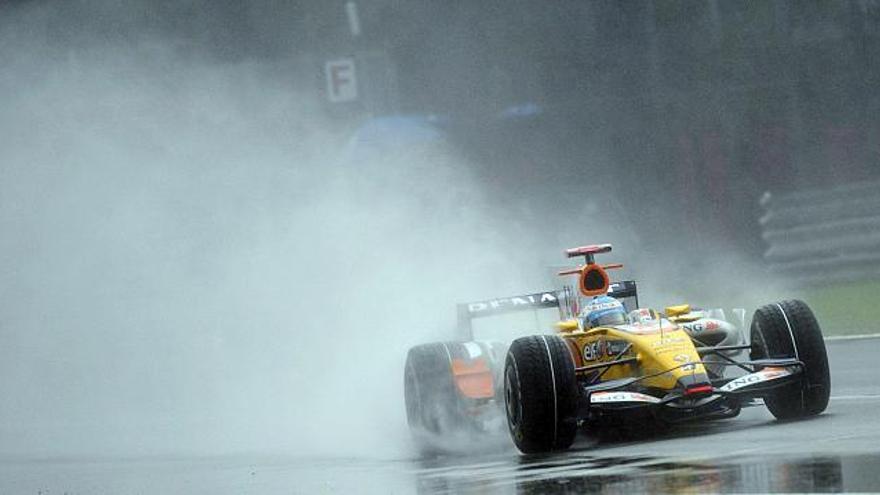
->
{"left": 591, "top": 310, "right": 627, "bottom": 327}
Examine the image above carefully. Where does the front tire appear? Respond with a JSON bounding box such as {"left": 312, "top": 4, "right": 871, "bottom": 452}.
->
{"left": 504, "top": 335, "right": 578, "bottom": 454}
{"left": 750, "top": 300, "right": 830, "bottom": 419}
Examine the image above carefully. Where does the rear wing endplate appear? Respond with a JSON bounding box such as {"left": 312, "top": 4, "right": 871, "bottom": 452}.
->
{"left": 608, "top": 280, "right": 639, "bottom": 305}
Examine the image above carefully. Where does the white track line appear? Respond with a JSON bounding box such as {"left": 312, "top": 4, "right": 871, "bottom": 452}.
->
{"left": 824, "top": 333, "right": 880, "bottom": 341}
{"left": 829, "top": 394, "right": 880, "bottom": 401}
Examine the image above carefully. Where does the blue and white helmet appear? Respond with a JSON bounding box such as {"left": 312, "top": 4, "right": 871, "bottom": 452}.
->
{"left": 582, "top": 295, "right": 627, "bottom": 329}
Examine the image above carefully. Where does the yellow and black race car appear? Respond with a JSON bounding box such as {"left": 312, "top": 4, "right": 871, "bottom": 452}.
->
{"left": 404, "top": 244, "right": 831, "bottom": 454}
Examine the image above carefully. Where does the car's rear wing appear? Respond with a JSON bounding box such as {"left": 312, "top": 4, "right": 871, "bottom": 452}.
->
{"left": 456, "top": 280, "right": 639, "bottom": 340}
{"left": 607, "top": 280, "right": 639, "bottom": 310}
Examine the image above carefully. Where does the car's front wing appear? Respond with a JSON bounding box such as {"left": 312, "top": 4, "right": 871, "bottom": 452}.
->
{"left": 580, "top": 358, "right": 803, "bottom": 419}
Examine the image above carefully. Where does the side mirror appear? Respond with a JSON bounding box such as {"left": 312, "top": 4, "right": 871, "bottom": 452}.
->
{"left": 665, "top": 304, "right": 691, "bottom": 317}
{"left": 556, "top": 319, "right": 579, "bottom": 332}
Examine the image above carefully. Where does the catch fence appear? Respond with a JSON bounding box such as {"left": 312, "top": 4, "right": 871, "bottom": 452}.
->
{"left": 759, "top": 180, "right": 880, "bottom": 286}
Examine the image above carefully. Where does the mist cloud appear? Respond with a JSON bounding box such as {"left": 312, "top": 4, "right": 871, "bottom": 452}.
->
{"left": 0, "top": 1, "right": 793, "bottom": 460}
{"left": 0, "top": 1, "right": 548, "bottom": 458}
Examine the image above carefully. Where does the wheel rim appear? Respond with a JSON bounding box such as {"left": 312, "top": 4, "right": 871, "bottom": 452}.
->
{"left": 505, "top": 366, "right": 521, "bottom": 431}
{"left": 404, "top": 363, "right": 421, "bottom": 427}
{"left": 751, "top": 320, "right": 769, "bottom": 360}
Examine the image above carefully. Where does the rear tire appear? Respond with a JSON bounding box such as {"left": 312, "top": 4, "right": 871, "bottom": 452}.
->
{"left": 504, "top": 335, "right": 578, "bottom": 454}
{"left": 750, "top": 300, "right": 830, "bottom": 419}
{"left": 404, "top": 342, "right": 474, "bottom": 453}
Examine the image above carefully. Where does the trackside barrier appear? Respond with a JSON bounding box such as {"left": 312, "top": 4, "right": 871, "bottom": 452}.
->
{"left": 759, "top": 180, "right": 880, "bottom": 285}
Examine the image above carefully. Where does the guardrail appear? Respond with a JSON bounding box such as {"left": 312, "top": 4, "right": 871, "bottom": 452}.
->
{"left": 759, "top": 180, "right": 880, "bottom": 285}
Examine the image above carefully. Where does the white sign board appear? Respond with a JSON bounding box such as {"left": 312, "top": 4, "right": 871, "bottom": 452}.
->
{"left": 325, "top": 58, "right": 357, "bottom": 103}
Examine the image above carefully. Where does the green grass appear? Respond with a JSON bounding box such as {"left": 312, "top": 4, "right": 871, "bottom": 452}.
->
{"left": 796, "top": 279, "right": 880, "bottom": 336}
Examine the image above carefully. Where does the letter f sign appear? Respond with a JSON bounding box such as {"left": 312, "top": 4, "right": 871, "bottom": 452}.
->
{"left": 325, "top": 59, "right": 357, "bottom": 103}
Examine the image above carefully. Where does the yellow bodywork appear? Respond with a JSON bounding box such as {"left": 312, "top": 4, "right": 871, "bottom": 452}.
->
{"left": 665, "top": 304, "right": 691, "bottom": 317}
{"left": 557, "top": 320, "right": 707, "bottom": 390}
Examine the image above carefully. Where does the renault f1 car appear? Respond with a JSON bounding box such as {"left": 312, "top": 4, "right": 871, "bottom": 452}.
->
{"left": 404, "top": 244, "right": 831, "bottom": 454}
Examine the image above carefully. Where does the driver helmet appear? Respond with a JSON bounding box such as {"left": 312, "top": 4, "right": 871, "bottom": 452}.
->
{"left": 581, "top": 295, "right": 627, "bottom": 329}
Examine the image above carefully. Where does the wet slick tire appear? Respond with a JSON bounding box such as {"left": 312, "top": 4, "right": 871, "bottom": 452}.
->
{"left": 504, "top": 335, "right": 578, "bottom": 454}
{"left": 404, "top": 343, "right": 468, "bottom": 441}
{"left": 750, "top": 300, "right": 830, "bottom": 419}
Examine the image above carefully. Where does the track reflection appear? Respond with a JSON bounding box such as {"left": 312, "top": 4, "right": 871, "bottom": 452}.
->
{"left": 414, "top": 452, "right": 880, "bottom": 494}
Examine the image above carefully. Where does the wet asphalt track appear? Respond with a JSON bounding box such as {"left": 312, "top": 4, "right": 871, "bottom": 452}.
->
{"left": 2, "top": 337, "right": 880, "bottom": 494}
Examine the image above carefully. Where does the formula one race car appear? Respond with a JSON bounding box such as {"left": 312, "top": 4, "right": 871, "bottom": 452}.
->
{"left": 504, "top": 244, "right": 831, "bottom": 453}
{"left": 403, "top": 243, "right": 831, "bottom": 455}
